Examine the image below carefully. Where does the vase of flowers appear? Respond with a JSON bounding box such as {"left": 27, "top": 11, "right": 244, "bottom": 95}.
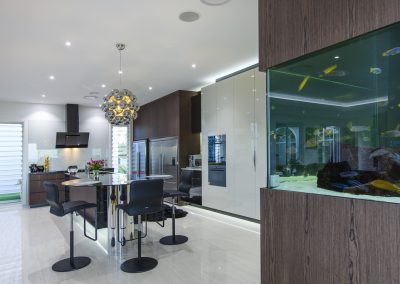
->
{"left": 87, "top": 159, "right": 105, "bottom": 180}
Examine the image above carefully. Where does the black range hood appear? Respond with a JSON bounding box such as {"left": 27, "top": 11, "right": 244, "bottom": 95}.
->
{"left": 56, "top": 104, "right": 89, "bottom": 148}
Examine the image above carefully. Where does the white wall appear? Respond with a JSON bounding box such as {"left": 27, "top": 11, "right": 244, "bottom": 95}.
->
{"left": 0, "top": 101, "right": 111, "bottom": 205}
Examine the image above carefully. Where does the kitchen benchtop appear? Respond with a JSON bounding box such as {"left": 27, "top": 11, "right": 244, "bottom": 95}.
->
{"left": 30, "top": 168, "right": 114, "bottom": 175}
{"left": 63, "top": 172, "right": 130, "bottom": 186}
{"left": 182, "top": 167, "right": 202, "bottom": 171}
{"left": 29, "top": 170, "right": 70, "bottom": 175}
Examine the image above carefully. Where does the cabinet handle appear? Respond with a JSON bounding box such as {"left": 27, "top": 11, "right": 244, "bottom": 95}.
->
{"left": 253, "top": 150, "right": 256, "bottom": 169}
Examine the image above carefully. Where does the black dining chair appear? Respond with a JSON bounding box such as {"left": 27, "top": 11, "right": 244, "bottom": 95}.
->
{"left": 117, "top": 179, "right": 164, "bottom": 273}
{"left": 160, "top": 169, "right": 192, "bottom": 245}
{"left": 44, "top": 181, "right": 97, "bottom": 272}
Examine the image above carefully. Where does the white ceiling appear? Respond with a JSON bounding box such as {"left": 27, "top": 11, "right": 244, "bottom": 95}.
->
{"left": 0, "top": 0, "right": 258, "bottom": 107}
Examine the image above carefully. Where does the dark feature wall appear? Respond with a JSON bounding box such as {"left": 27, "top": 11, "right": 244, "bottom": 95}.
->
{"left": 133, "top": 92, "right": 180, "bottom": 140}
{"left": 132, "top": 90, "right": 200, "bottom": 170}
{"left": 259, "top": 0, "right": 400, "bottom": 282}
{"left": 259, "top": 0, "right": 400, "bottom": 69}
{"left": 261, "top": 188, "right": 400, "bottom": 284}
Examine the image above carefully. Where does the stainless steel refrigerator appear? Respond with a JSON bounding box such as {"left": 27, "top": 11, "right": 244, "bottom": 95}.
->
{"left": 131, "top": 139, "right": 148, "bottom": 180}
{"left": 149, "top": 137, "right": 179, "bottom": 190}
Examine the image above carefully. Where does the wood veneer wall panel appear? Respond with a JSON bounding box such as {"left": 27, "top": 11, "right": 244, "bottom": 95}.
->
{"left": 261, "top": 189, "right": 307, "bottom": 284}
{"left": 261, "top": 188, "right": 400, "bottom": 283}
{"left": 259, "top": 0, "right": 400, "bottom": 70}
{"left": 178, "top": 91, "right": 200, "bottom": 169}
{"left": 133, "top": 92, "right": 179, "bottom": 140}
{"left": 307, "top": 194, "right": 352, "bottom": 284}
{"left": 132, "top": 90, "right": 201, "bottom": 184}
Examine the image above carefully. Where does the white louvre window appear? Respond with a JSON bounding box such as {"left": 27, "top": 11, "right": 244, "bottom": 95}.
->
{"left": 0, "top": 123, "right": 23, "bottom": 202}
{"left": 111, "top": 126, "right": 128, "bottom": 174}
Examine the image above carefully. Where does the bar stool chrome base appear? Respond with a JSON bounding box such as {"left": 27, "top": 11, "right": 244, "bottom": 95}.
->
{"left": 52, "top": 256, "right": 91, "bottom": 272}
{"left": 120, "top": 257, "right": 158, "bottom": 273}
{"left": 160, "top": 235, "right": 188, "bottom": 245}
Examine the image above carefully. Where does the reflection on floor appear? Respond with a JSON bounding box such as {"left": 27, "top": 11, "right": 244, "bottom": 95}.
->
{"left": 0, "top": 203, "right": 260, "bottom": 284}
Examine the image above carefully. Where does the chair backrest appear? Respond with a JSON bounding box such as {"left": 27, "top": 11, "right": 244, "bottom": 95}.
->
{"left": 44, "top": 181, "right": 64, "bottom": 216}
{"left": 179, "top": 170, "right": 193, "bottom": 193}
{"left": 129, "top": 179, "right": 164, "bottom": 210}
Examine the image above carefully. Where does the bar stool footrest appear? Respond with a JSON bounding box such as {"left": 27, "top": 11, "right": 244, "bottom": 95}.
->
{"left": 120, "top": 257, "right": 158, "bottom": 273}
{"left": 52, "top": 256, "right": 91, "bottom": 272}
{"left": 159, "top": 235, "right": 188, "bottom": 245}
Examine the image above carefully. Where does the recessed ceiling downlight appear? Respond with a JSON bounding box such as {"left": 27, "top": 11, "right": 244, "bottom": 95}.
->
{"left": 200, "top": 0, "right": 230, "bottom": 6}
{"left": 179, "top": 11, "right": 200, "bottom": 22}
{"left": 84, "top": 92, "right": 98, "bottom": 100}
{"left": 84, "top": 95, "right": 98, "bottom": 100}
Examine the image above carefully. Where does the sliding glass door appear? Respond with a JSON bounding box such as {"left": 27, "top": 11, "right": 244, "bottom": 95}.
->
{"left": 0, "top": 123, "right": 23, "bottom": 203}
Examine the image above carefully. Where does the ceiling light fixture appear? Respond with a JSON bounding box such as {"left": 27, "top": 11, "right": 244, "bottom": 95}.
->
{"left": 41, "top": 94, "right": 46, "bottom": 98}
{"left": 118, "top": 70, "right": 123, "bottom": 74}
{"left": 269, "top": 92, "right": 388, "bottom": 108}
{"left": 179, "top": 11, "right": 200, "bottom": 22}
{"left": 49, "top": 75, "right": 55, "bottom": 80}
{"left": 192, "top": 64, "right": 197, "bottom": 68}
{"left": 101, "top": 84, "right": 106, "bottom": 88}
{"left": 148, "top": 86, "right": 153, "bottom": 90}
{"left": 200, "top": 0, "right": 231, "bottom": 5}
{"left": 84, "top": 95, "right": 98, "bottom": 100}
{"left": 65, "top": 41, "right": 71, "bottom": 47}
{"left": 101, "top": 43, "right": 140, "bottom": 125}
{"left": 334, "top": 55, "right": 340, "bottom": 59}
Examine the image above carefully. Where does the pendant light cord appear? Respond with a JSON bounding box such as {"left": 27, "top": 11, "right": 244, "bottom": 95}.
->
{"left": 119, "top": 49, "right": 122, "bottom": 86}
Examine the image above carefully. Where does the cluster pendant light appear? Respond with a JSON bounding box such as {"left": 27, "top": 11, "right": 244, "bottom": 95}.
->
{"left": 102, "top": 43, "right": 140, "bottom": 125}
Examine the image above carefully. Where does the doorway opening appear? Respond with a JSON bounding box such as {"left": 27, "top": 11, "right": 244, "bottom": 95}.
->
{"left": 0, "top": 123, "right": 23, "bottom": 203}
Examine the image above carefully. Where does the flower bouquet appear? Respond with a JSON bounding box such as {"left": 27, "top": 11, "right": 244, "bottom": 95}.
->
{"left": 87, "top": 159, "right": 105, "bottom": 179}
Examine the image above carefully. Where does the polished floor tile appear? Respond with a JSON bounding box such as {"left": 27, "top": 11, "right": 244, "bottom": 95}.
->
{"left": 0, "top": 203, "right": 260, "bottom": 284}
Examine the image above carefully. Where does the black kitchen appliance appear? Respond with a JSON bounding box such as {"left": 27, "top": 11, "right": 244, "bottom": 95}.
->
{"left": 56, "top": 104, "right": 89, "bottom": 148}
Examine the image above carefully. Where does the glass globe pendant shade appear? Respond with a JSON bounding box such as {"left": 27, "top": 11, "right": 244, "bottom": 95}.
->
{"left": 102, "top": 89, "right": 140, "bottom": 125}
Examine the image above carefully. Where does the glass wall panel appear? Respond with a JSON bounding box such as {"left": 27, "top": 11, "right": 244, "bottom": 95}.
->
{"left": 267, "top": 22, "right": 400, "bottom": 203}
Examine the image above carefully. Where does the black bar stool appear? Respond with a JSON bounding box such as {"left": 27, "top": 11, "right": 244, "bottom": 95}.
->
{"left": 117, "top": 179, "right": 164, "bottom": 273}
{"left": 44, "top": 181, "right": 97, "bottom": 272}
{"left": 160, "top": 170, "right": 192, "bottom": 245}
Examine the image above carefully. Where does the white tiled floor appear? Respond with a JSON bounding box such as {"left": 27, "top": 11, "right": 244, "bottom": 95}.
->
{"left": 0, "top": 204, "right": 260, "bottom": 284}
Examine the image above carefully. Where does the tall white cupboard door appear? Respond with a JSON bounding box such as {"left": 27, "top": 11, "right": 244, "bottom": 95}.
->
{"left": 201, "top": 67, "right": 267, "bottom": 220}
{"left": 201, "top": 80, "right": 232, "bottom": 213}
{"left": 254, "top": 70, "right": 267, "bottom": 219}
{"left": 216, "top": 77, "right": 234, "bottom": 136}
{"left": 232, "top": 69, "right": 256, "bottom": 218}
{"left": 201, "top": 84, "right": 218, "bottom": 135}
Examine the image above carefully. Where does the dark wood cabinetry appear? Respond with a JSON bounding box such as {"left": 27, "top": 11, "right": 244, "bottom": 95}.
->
{"left": 258, "top": 1, "right": 400, "bottom": 281}
{"left": 133, "top": 90, "right": 201, "bottom": 170}
{"left": 261, "top": 188, "right": 400, "bottom": 283}
{"left": 191, "top": 94, "right": 201, "bottom": 133}
{"left": 259, "top": 0, "right": 400, "bottom": 69}
{"left": 29, "top": 172, "right": 65, "bottom": 207}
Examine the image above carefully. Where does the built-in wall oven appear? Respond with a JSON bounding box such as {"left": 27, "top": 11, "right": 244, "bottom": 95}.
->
{"left": 208, "top": 134, "right": 226, "bottom": 187}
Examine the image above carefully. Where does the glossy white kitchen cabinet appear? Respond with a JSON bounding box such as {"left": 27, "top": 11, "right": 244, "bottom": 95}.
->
{"left": 201, "top": 67, "right": 267, "bottom": 220}
{"left": 201, "top": 84, "right": 218, "bottom": 135}
{"left": 254, "top": 70, "right": 267, "bottom": 220}
{"left": 232, "top": 70, "right": 257, "bottom": 218}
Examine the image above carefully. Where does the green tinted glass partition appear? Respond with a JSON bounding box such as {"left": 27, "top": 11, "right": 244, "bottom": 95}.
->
{"left": 267, "top": 22, "right": 400, "bottom": 203}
